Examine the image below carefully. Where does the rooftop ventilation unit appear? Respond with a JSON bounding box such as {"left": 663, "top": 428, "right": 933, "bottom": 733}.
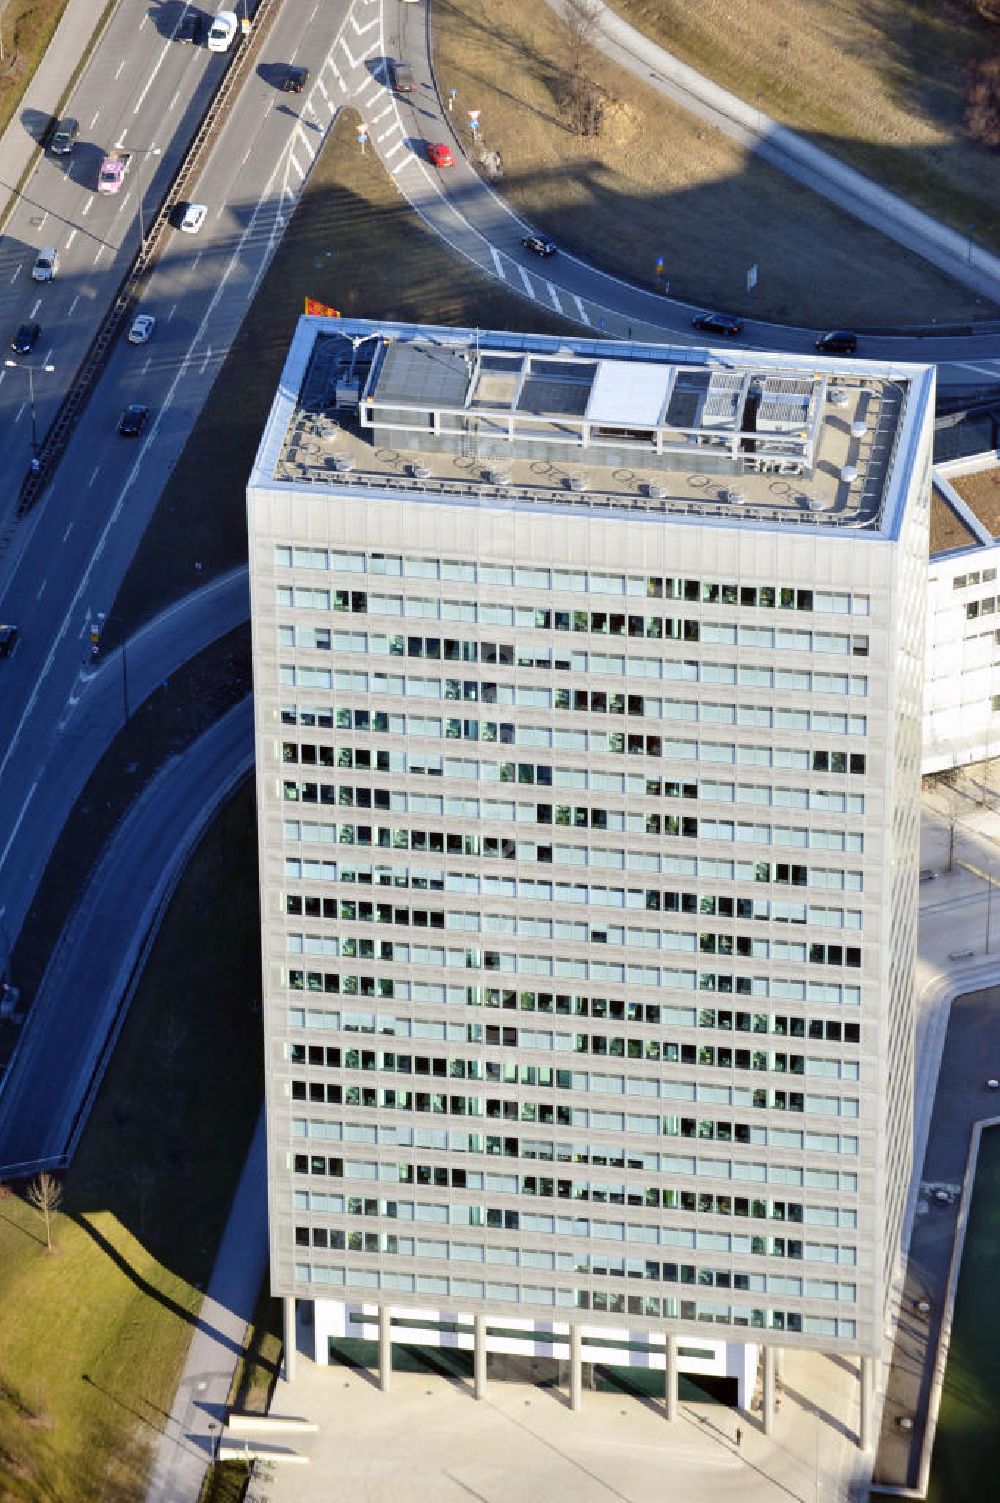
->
{"left": 646, "top": 482, "right": 666, "bottom": 500}
{"left": 850, "top": 420, "right": 868, "bottom": 439}
{"left": 333, "top": 456, "right": 355, "bottom": 473}
{"left": 568, "top": 476, "right": 589, "bottom": 493}
{"left": 828, "top": 388, "right": 849, "bottom": 408}
{"left": 335, "top": 379, "right": 361, "bottom": 410}
{"left": 490, "top": 471, "right": 513, "bottom": 487}
{"left": 840, "top": 464, "right": 858, "bottom": 484}
{"left": 726, "top": 488, "right": 748, "bottom": 505}
{"left": 410, "top": 464, "right": 431, "bottom": 480}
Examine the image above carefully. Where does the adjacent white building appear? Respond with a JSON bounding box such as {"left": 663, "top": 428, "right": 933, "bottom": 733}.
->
{"left": 247, "top": 318, "right": 935, "bottom": 1434}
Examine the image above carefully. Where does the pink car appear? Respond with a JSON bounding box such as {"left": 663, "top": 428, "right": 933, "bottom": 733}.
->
{"left": 98, "top": 151, "right": 130, "bottom": 194}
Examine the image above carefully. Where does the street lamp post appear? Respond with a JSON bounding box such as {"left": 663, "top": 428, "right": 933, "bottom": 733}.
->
{"left": 4, "top": 358, "right": 55, "bottom": 462}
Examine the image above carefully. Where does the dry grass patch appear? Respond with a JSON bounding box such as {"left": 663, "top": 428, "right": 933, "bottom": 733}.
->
{"left": 609, "top": 0, "right": 1000, "bottom": 250}
{"left": 431, "top": 0, "right": 990, "bottom": 323}
{"left": 930, "top": 491, "right": 979, "bottom": 554}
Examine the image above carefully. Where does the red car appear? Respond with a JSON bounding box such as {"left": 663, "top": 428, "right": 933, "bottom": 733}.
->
{"left": 427, "top": 142, "right": 455, "bottom": 168}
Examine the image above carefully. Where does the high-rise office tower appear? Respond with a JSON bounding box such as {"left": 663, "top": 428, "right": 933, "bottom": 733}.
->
{"left": 248, "top": 319, "right": 934, "bottom": 1427}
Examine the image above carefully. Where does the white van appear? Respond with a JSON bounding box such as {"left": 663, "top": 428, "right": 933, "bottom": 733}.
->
{"left": 32, "top": 246, "right": 58, "bottom": 282}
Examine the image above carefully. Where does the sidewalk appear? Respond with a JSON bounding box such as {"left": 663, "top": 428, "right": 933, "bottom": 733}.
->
{"left": 0, "top": 0, "right": 111, "bottom": 230}
{"left": 143, "top": 1110, "right": 268, "bottom": 1503}
{"left": 571, "top": 0, "right": 1000, "bottom": 306}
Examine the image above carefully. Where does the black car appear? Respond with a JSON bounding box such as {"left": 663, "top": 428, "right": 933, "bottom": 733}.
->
{"left": 389, "top": 60, "right": 415, "bottom": 93}
{"left": 118, "top": 403, "right": 150, "bottom": 437}
{"left": 0, "top": 624, "right": 18, "bottom": 659}
{"left": 282, "top": 65, "right": 309, "bottom": 93}
{"left": 522, "top": 235, "right": 557, "bottom": 258}
{"left": 692, "top": 312, "right": 744, "bottom": 337}
{"left": 177, "top": 9, "right": 203, "bottom": 42}
{"left": 11, "top": 322, "right": 41, "bottom": 354}
{"left": 815, "top": 329, "right": 858, "bottom": 355}
{"left": 50, "top": 117, "right": 78, "bottom": 155}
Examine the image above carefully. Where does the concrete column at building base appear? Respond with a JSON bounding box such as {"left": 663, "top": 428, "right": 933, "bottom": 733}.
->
{"left": 665, "top": 1333, "right": 678, "bottom": 1421}
{"left": 378, "top": 1305, "right": 392, "bottom": 1393}
{"left": 570, "top": 1325, "right": 583, "bottom": 1412}
{"left": 762, "top": 1345, "right": 777, "bottom": 1436}
{"left": 283, "top": 1296, "right": 297, "bottom": 1384}
{"left": 860, "top": 1353, "right": 876, "bottom": 1451}
{"left": 474, "top": 1314, "right": 487, "bottom": 1400}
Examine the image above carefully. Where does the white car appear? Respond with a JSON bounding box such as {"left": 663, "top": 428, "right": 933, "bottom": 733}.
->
{"left": 128, "top": 313, "right": 156, "bottom": 344}
{"left": 179, "top": 202, "right": 207, "bottom": 234}
{"left": 206, "top": 10, "right": 237, "bottom": 50}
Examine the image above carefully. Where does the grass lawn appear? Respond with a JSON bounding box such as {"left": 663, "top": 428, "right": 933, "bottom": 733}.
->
{"left": 0, "top": 0, "right": 70, "bottom": 138}
{"left": 113, "top": 108, "right": 577, "bottom": 631}
{"left": 608, "top": 0, "right": 1000, "bottom": 256}
{"left": 431, "top": 0, "right": 990, "bottom": 324}
{"left": 0, "top": 781, "right": 262, "bottom": 1500}
{"left": 952, "top": 467, "right": 1000, "bottom": 542}
{"left": 927, "top": 1126, "right": 1000, "bottom": 1501}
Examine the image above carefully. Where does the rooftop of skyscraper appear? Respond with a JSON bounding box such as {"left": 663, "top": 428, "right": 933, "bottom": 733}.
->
{"left": 250, "top": 319, "right": 935, "bottom": 538}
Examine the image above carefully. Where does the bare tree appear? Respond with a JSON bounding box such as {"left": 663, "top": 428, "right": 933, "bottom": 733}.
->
{"left": 26, "top": 1172, "right": 63, "bottom": 1252}
{"left": 560, "top": 0, "right": 605, "bottom": 137}
{"left": 967, "top": 55, "right": 1000, "bottom": 147}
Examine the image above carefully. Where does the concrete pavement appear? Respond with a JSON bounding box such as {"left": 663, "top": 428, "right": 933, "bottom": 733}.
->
{"left": 144, "top": 1110, "right": 268, "bottom": 1503}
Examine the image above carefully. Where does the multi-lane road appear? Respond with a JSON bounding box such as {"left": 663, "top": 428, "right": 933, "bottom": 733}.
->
{"left": 1, "top": 0, "right": 1000, "bottom": 1158}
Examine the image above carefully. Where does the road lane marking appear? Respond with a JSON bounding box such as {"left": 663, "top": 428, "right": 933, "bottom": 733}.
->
{"left": 953, "top": 361, "right": 1000, "bottom": 379}
{"left": 36, "top": 579, "right": 46, "bottom": 601}
{"left": 385, "top": 139, "right": 404, "bottom": 158}
{"left": 88, "top": 465, "right": 101, "bottom": 487}
{"left": 0, "top": 782, "right": 37, "bottom": 882}
{"left": 377, "top": 124, "right": 400, "bottom": 143}
{"left": 167, "top": 302, "right": 178, "bottom": 321}
{"left": 115, "top": 59, "right": 126, "bottom": 79}
{"left": 200, "top": 346, "right": 212, "bottom": 374}
{"left": 338, "top": 37, "right": 358, "bottom": 69}
{"left": 142, "top": 356, "right": 152, "bottom": 375}
{"left": 65, "top": 228, "right": 77, "bottom": 249}
{"left": 43, "top": 347, "right": 53, "bottom": 365}
{"left": 517, "top": 264, "right": 536, "bottom": 297}
{"left": 353, "top": 15, "right": 377, "bottom": 34}
{"left": 9, "top": 265, "right": 20, "bottom": 282}
{"left": 547, "top": 281, "right": 563, "bottom": 312}
{"left": 30, "top": 298, "right": 41, "bottom": 318}
{"left": 490, "top": 246, "right": 505, "bottom": 279}
{"left": 390, "top": 154, "right": 416, "bottom": 176}
{"left": 573, "top": 295, "right": 590, "bottom": 325}
{"left": 371, "top": 104, "right": 393, "bottom": 124}
{"left": 169, "top": 88, "right": 181, "bottom": 113}
{"left": 289, "top": 153, "right": 305, "bottom": 181}
{"left": 191, "top": 252, "right": 201, "bottom": 269}
{"left": 37, "top": 212, "right": 48, "bottom": 231}
{"left": 90, "top": 110, "right": 100, "bottom": 128}
{"left": 94, "top": 245, "right": 105, "bottom": 264}
{"left": 82, "top": 195, "right": 93, "bottom": 216}
{"left": 63, "top": 522, "right": 73, "bottom": 542}
{"left": 14, "top": 403, "right": 25, "bottom": 423}
{"left": 68, "top": 294, "right": 79, "bottom": 316}
{"left": 133, "top": 36, "right": 175, "bottom": 115}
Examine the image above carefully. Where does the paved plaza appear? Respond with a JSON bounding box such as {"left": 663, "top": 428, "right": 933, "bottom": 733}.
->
{"left": 258, "top": 1339, "right": 870, "bottom": 1503}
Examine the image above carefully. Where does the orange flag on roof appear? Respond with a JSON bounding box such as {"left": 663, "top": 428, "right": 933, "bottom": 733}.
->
{"left": 305, "top": 297, "right": 341, "bottom": 317}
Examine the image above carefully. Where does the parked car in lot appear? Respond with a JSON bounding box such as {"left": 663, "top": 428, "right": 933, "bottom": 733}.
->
{"left": 178, "top": 202, "right": 208, "bottom": 234}
{"left": 0, "top": 624, "right": 18, "bottom": 659}
{"left": 427, "top": 142, "right": 455, "bottom": 168}
{"left": 128, "top": 313, "right": 156, "bottom": 344}
{"left": 11, "top": 322, "right": 41, "bottom": 354}
{"left": 50, "top": 117, "right": 78, "bottom": 155}
{"left": 282, "top": 64, "right": 309, "bottom": 93}
{"left": 521, "top": 235, "right": 556, "bottom": 257}
{"left": 815, "top": 329, "right": 858, "bottom": 355}
{"left": 389, "top": 60, "right": 415, "bottom": 93}
{"left": 31, "top": 246, "right": 58, "bottom": 282}
{"left": 118, "top": 404, "right": 150, "bottom": 437}
{"left": 692, "top": 312, "right": 744, "bottom": 337}
{"left": 207, "top": 9, "right": 237, "bottom": 51}
{"left": 98, "top": 150, "right": 131, "bottom": 194}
